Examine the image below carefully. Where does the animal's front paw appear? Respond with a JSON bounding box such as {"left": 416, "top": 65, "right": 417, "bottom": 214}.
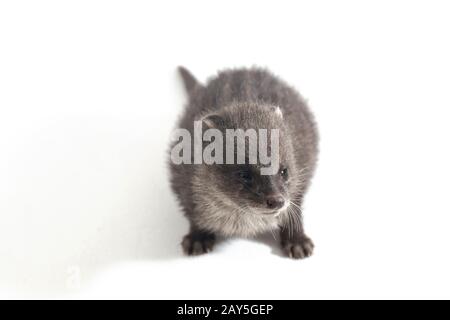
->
{"left": 181, "top": 231, "right": 215, "bottom": 256}
{"left": 282, "top": 236, "right": 314, "bottom": 259}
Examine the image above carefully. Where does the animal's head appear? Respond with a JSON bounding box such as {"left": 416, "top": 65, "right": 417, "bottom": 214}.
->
{"left": 196, "top": 103, "right": 302, "bottom": 216}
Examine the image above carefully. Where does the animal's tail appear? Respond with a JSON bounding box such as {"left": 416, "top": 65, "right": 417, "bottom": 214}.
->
{"left": 178, "top": 66, "right": 201, "bottom": 96}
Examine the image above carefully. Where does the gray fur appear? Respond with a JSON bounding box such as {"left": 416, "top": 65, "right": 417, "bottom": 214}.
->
{"left": 169, "top": 67, "right": 319, "bottom": 259}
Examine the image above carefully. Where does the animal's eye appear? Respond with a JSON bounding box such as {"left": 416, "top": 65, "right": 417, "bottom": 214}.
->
{"left": 280, "top": 168, "right": 288, "bottom": 179}
{"left": 239, "top": 171, "right": 253, "bottom": 184}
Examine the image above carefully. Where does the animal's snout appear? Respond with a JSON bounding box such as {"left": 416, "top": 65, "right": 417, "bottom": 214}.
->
{"left": 266, "top": 195, "right": 285, "bottom": 210}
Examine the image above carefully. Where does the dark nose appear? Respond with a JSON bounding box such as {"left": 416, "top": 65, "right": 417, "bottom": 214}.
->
{"left": 266, "top": 195, "right": 285, "bottom": 210}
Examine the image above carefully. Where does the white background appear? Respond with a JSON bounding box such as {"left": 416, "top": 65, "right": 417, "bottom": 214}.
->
{"left": 1, "top": 0, "right": 450, "bottom": 299}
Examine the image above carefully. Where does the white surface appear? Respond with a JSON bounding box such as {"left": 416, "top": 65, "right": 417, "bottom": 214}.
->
{"left": 1, "top": 1, "right": 450, "bottom": 299}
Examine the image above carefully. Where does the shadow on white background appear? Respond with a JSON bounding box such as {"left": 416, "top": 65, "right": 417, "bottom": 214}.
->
{"left": 0, "top": 111, "right": 189, "bottom": 294}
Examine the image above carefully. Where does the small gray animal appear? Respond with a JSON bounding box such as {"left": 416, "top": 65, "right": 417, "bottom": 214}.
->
{"left": 169, "top": 66, "right": 318, "bottom": 259}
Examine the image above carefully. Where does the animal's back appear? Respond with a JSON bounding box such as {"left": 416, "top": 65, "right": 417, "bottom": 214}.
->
{"left": 202, "top": 68, "right": 319, "bottom": 188}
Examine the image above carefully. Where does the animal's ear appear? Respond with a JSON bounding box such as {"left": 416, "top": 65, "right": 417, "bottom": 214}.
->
{"left": 202, "top": 114, "right": 225, "bottom": 129}
{"left": 271, "top": 106, "right": 283, "bottom": 119}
